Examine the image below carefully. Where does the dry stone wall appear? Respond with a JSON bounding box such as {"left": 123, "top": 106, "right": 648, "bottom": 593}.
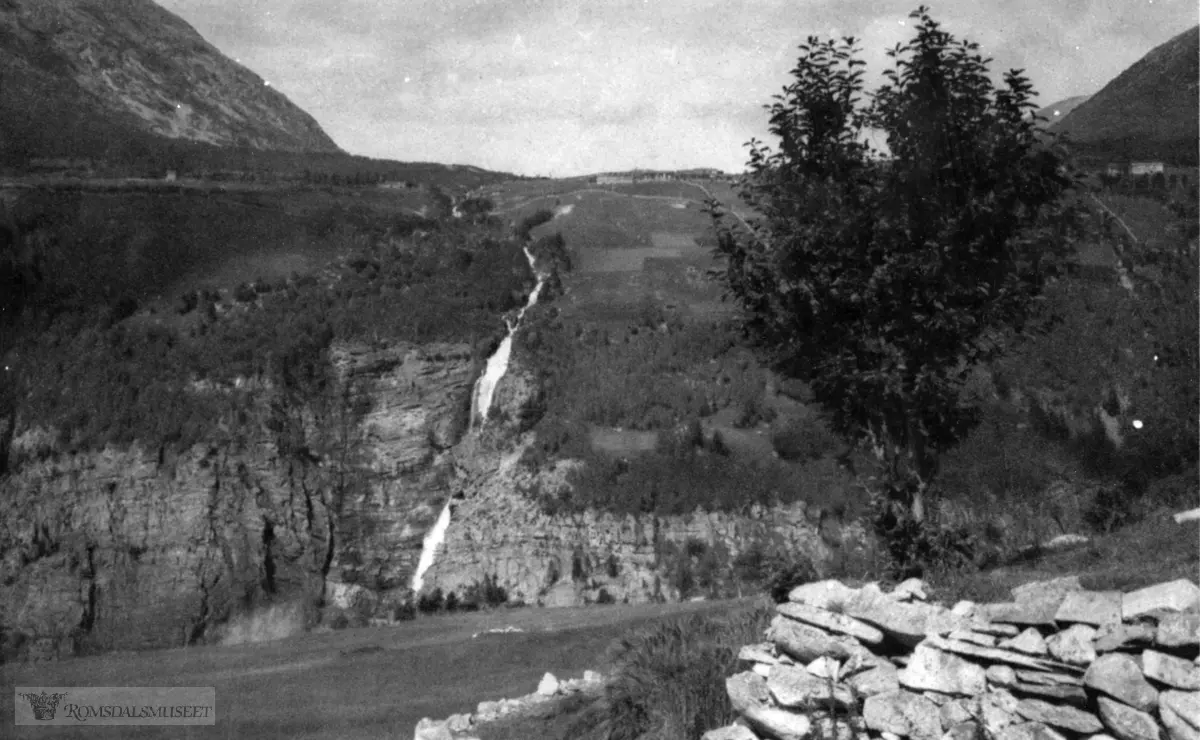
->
{"left": 708, "top": 576, "right": 1200, "bottom": 740}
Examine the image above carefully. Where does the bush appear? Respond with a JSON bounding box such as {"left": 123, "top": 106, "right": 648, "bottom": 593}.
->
{"left": 771, "top": 417, "right": 841, "bottom": 462}
{"left": 232, "top": 282, "right": 258, "bottom": 303}
{"left": 392, "top": 600, "right": 416, "bottom": 621}
{"left": 569, "top": 604, "right": 773, "bottom": 740}
{"left": 444, "top": 591, "right": 460, "bottom": 612}
{"left": 417, "top": 588, "right": 444, "bottom": 614}
{"left": 596, "top": 588, "right": 616, "bottom": 605}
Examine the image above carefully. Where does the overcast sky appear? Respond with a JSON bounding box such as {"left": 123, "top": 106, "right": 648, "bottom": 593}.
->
{"left": 156, "top": 0, "right": 1196, "bottom": 177}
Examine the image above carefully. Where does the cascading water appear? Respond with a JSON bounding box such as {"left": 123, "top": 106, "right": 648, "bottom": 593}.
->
{"left": 409, "top": 245, "right": 545, "bottom": 595}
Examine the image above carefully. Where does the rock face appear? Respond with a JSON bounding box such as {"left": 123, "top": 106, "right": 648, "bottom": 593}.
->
{"left": 707, "top": 577, "right": 1200, "bottom": 740}
{"left": 0, "top": 0, "right": 342, "bottom": 154}
{"left": 0, "top": 336, "right": 856, "bottom": 659}
{"left": 0, "top": 340, "right": 474, "bottom": 659}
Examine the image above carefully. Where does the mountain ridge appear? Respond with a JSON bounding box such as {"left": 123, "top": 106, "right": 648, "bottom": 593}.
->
{"left": 0, "top": 0, "right": 342, "bottom": 161}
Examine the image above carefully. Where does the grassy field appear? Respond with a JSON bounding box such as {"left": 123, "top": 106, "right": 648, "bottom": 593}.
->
{"left": 0, "top": 600, "right": 750, "bottom": 740}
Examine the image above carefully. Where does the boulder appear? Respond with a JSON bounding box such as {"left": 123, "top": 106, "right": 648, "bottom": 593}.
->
{"left": 743, "top": 706, "right": 813, "bottom": 740}
{"left": 1161, "top": 693, "right": 1200, "bottom": 740}
{"left": 951, "top": 601, "right": 978, "bottom": 618}
{"left": 848, "top": 663, "right": 902, "bottom": 698}
{"left": 977, "top": 689, "right": 1022, "bottom": 736}
{"left": 900, "top": 642, "right": 987, "bottom": 696}
{"left": 1145, "top": 650, "right": 1200, "bottom": 690}
{"left": 727, "top": 671, "right": 772, "bottom": 712}
{"left": 844, "top": 591, "right": 968, "bottom": 647}
{"left": 778, "top": 602, "right": 886, "bottom": 645}
{"left": 753, "top": 663, "right": 773, "bottom": 678}
{"left": 985, "top": 602, "right": 1062, "bottom": 628}
{"left": 537, "top": 672, "right": 560, "bottom": 696}
{"left": 1085, "top": 653, "right": 1160, "bottom": 712}
{"left": 943, "top": 721, "right": 982, "bottom": 740}
{"left": 1161, "top": 691, "right": 1200, "bottom": 734}
{"left": 475, "top": 700, "right": 500, "bottom": 722}
{"left": 988, "top": 665, "right": 1018, "bottom": 687}
{"left": 1001, "top": 628, "right": 1050, "bottom": 656}
{"left": 1047, "top": 624, "right": 1099, "bottom": 665}
{"left": 740, "top": 643, "right": 780, "bottom": 664}
{"left": 789, "top": 580, "right": 861, "bottom": 609}
{"left": 807, "top": 656, "right": 841, "bottom": 680}
{"left": 997, "top": 721, "right": 1069, "bottom": 740}
{"left": 862, "top": 689, "right": 944, "bottom": 740}
{"left": 414, "top": 717, "right": 453, "bottom": 740}
{"left": 1158, "top": 614, "right": 1200, "bottom": 650}
{"left": 1095, "top": 623, "right": 1158, "bottom": 653}
{"left": 446, "top": 713, "right": 473, "bottom": 732}
{"left": 583, "top": 670, "right": 604, "bottom": 684}
{"left": 702, "top": 725, "right": 760, "bottom": 740}
{"left": 1055, "top": 591, "right": 1123, "bottom": 627}
{"left": 940, "top": 699, "right": 975, "bottom": 727}
{"left": 768, "top": 615, "right": 872, "bottom": 663}
{"left": 768, "top": 664, "right": 855, "bottom": 710}
{"left": 1096, "top": 696, "right": 1163, "bottom": 740}
{"left": 1014, "top": 698, "right": 1104, "bottom": 733}
{"left": 1012, "top": 577, "right": 1083, "bottom": 603}
{"left": 1123, "top": 581, "right": 1200, "bottom": 620}
{"left": 895, "top": 579, "right": 930, "bottom": 601}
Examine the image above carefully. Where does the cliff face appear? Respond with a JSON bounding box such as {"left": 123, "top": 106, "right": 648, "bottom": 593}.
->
{"left": 0, "top": 340, "right": 475, "bottom": 660}
{"left": 0, "top": 0, "right": 342, "bottom": 154}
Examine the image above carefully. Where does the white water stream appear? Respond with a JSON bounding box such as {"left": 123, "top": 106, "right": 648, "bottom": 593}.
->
{"left": 410, "top": 246, "right": 545, "bottom": 595}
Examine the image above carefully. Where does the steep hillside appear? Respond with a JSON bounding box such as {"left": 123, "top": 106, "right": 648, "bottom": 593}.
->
{"left": 0, "top": 0, "right": 341, "bottom": 161}
{"left": 1055, "top": 25, "right": 1199, "bottom": 164}
{"left": 1034, "top": 95, "right": 1091, "bottom": 129}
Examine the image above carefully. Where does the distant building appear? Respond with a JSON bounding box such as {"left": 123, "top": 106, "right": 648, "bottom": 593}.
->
{"left": 1130, "top": 162, "right": 1164, "bottom": 176}
{"left": 597, "top": 174, "right": 633, "bottom": 185}
{"left": 164, "top": 170, "right": 178, "bottom": 182}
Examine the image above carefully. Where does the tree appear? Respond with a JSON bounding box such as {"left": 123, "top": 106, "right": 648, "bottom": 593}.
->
{"left": 709, "top": 7, "right": 1082, "bottom": 539}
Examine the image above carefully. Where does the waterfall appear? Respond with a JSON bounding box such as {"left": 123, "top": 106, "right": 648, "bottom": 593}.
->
{"left": 410, "top": 245, "right": 545, "bottom": 595}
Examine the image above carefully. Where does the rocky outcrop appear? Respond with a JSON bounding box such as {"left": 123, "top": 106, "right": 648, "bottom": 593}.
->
{"left": 0, "top": 0, "right": 342, "bottom": 153}
{"left": 0, "top": 340, "right": 475, "bottom": 660}
{"left": 706, "top": 577, "right": 1200, "bottom": 740}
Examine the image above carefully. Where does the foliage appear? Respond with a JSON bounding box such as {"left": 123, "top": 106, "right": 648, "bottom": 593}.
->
{"left": 709, "top": 7, "right": 1082, "bottom": 533}
{"left": 770, "top": 415, "right": 842, "bottom": 462}
{"left": 730, "top": 542, "right": 820, "bottom": 602}
{"left": 566, "top": 603, "right": 773, "bottom": 740}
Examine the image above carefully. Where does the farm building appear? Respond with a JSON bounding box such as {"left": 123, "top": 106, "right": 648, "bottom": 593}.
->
{"left": 597, "top": 174, "right": 634, "bottom": 185}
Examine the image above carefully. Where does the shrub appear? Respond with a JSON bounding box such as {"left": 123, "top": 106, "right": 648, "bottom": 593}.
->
{"left": 232, "top": 282, "right": 257, "bottom": 303}
{"left": 417, "top": 588, "right": 444, "bottom": 614}
{"left": 392, "top": 600, "right": 416, "bottom": 621}
{"left": 444, "top": 591, "right": 460, "bottom": 612}
{"left": 570, "top": 603, "right": 773, "bottom": 740}
{"left": 596, "top": 588, "right": 616, "bottom": 605}
{"left": 771, "top": 417, "right": 841, "bottom": 462}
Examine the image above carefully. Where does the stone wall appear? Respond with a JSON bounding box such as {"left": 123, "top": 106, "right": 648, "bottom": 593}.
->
{"left": 708, "top": 576, "right": 1200, "bottom": 740}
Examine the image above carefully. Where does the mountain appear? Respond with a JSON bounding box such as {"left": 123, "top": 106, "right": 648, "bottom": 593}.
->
{"left": 1034, "top": 95, "right": 1091, "bottom": 129}
{"left": 0, "top": 0, "right": 342, "bottom": 165}
{"left": 1054, "top": 25, "right": 1199, "bottom": 164}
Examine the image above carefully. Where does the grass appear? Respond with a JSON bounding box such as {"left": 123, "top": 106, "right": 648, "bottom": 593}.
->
{"left": 476, "top": 599, "right": 773, "bottom": 740}
{"left": 0, "top": 600, "right": 749, "bottom": 740}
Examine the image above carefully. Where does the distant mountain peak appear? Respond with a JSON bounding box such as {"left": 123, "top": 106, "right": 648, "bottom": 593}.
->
{"left": 0, "top": 0, "right": 342, "bottom": 157}
{"left": 1054, "top": 25, "right": 1199, "bottom": 164}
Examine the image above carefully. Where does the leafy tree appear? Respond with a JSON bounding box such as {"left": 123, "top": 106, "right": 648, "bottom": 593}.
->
{"left": 709, "top": 8, "right": 1082, "bottom": 536}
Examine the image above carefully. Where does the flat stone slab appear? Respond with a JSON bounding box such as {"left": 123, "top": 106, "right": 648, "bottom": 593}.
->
{"left": 1095, "top": 622, "right": 1157, "bottom": 653}
{"left": 899, "top": 642, "right": 987, "bottom": 696}
{"left": 702, "top": 725, "right": 759, "bottom": 740}
{"left": 1096, "top": 696, "right": 1163, "bottom": 740}
{"left": 844, "top": 591, "right": 969, "bottom": 647}
{"left": 1055, "top": 591, "right": 1123, "bottom": 626}
{"left": 1009, "top": 681, "right": 1089, "bottom": 706}
{"left": 1015, "top": 670, "right": 1084, "bottom": 687}
{"left": 984, "top": 601, "right": 1062, "bottom": 627}
{"left": 1047, "top": 624, "right": 1098, "bottom": 665}
{"left": 1001, "top": 628, "right": 1050, "bottom": 656}
{"left": 767, "top": 615, "right": 872, "bottom": 664}
{"left": 1015, "top": 698, "right": 1104, "bottom": 733}
{"left": 1146, "top": 651, "right": 1200, "bottom": 691}
{"left": 989, "top": 665, "right": 1019, "bottom": 687}
{"left": 863, "top": 690, "right": 944, "bottom": 740}
{"left": 738, "top": 642, "right": 779, "bottom": 664}
{"left": 997, "top": 721, "right": 1069, "bottom": 740}
{"left": 1085, "top": 653, "right": 1160, "bottom": 712}
{"left": 949, "top": 629, "right": 999, "bottom": 647}
{"left": 1161, "top": 694, "right": 1200, "bottom": 740}
{"left": 1161, "top": 691, "right": 1200, "bottom": 737}
{"left": 778, "top": 601, "right": 886, "bottom": 645}
{"left": 925, "top": 635, "right": 1085, "bottom": 674}
{"left": 768, "top": 664, "right": 856, "bottom": 710}
{"left": 1123, "top": 580, "right": 1200, "bottom": 620}
{"left": 1158, "top": 613, "right": 1200, "bottom": 649}
{"left": 847, "top": 663, "right": 901, "bottom": 698}
{"left": 973, "top": 622, "right": 1022, "bottom": 637}
{"left": 789, "top": 579, "right": 861, "bottom": 609}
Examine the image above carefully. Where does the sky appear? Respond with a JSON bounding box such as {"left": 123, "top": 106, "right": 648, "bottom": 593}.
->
{"left": 156, "top": 0, "right": 1196, "bottom": 177}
